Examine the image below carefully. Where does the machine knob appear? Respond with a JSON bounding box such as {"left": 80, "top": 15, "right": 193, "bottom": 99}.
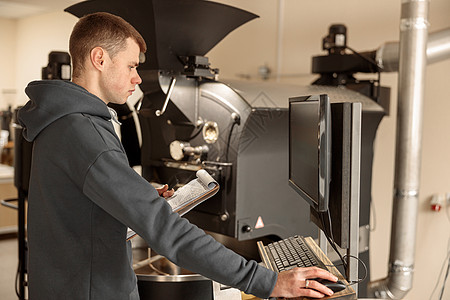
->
{"left": 220, "top": 213, "right": 229, "bottom": 221}
{"left": 169, "top": 140, "right": 209, "bottom": 161}
{"left": 242, "top": 225, "right": 252, "bottom": 233}
{"left": 169, "top": 140, "right": 188, "bottom": 161}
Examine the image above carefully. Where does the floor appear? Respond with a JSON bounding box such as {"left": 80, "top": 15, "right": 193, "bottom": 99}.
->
{"left": 0, "top": 237, "right": 19, "bottom": 300}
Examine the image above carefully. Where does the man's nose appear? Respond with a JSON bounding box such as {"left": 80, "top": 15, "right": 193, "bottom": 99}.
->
{"left": 133, "top": 71, "right": 142, "bottom": 85}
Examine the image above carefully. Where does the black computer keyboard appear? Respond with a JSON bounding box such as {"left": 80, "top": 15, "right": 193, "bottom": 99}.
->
{"left": 266, "top": 235, "right": 326, "bottom": 272}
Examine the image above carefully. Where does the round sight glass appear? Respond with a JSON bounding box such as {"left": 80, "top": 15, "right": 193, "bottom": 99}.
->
{"left": 202, "top": 121, "right": 219, "bottom": 144}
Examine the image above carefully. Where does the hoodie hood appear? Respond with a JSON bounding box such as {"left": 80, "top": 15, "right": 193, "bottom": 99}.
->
{"left": 19, "top": 80, "right": 111, "bottom": 142}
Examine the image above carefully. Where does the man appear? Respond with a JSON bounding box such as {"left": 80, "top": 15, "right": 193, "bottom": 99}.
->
{"left": 19, "top": 12, "right": 338, "bottom": 299}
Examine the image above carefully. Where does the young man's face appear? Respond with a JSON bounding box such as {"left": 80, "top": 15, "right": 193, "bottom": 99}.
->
{"left": 101, "top": 38, "right": 142, "bottom": 105}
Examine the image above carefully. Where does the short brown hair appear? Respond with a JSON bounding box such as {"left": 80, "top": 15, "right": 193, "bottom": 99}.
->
{"left": 69, "top": 12, "right": 147, "bottom": 78}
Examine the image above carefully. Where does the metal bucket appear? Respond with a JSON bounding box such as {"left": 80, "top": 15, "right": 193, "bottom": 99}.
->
{"left": 133, "top": 237, "right": 214, "bottom": 300}
{"left": 137, "top": 273, "right": 213, "bottom": 300}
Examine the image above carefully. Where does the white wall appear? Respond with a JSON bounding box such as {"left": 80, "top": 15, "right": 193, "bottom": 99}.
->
{"left": 14, "top": 11, "right": 78, "bottom": 105}
{"left": 1, "top": 12, "right": 77, "bottom": 108}
{"left": 0, "top": 18, "right": 17, "bottom": 110}
{"left": 1, "top": 1, "right": 449, "bottom": 299}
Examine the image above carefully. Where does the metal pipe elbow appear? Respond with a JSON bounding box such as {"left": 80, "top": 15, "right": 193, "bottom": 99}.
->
{"left": 367, "top": 262, "right": 414, "bottom": 299}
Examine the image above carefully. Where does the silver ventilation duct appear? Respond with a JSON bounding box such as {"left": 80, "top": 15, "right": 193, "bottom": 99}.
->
{"left": 376, "top": 27, "right": 450, "bottom": 72}
{"left": 368, "top": 0, "right": 430, "bottom": 298}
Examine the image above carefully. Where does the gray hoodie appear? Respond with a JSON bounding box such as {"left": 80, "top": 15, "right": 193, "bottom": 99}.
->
{"left": 19, "top": 80, "right": 277, "bottom": 299}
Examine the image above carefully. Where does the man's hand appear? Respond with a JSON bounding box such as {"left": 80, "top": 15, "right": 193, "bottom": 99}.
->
{"left": 156, "top": 184, "right": 174, "bottom": 198}
{"left": 270, "top": 267, "right": 338, "bottom": 298}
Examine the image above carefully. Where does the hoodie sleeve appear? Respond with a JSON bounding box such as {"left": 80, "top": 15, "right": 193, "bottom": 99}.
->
{"left": 82, "top": 149, "right": 277, "bottom": 298}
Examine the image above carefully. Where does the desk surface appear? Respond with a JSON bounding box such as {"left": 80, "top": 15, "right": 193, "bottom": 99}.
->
{"left": 304, "top": 237, "right": 356, "bottom": 300}
{"left": 0, "top": 164, "right": 13, "bottom": 184}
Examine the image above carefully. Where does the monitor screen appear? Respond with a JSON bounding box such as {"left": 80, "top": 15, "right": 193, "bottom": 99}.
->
{"left": 288, "top": 94, "right": 331, "bottom": 212}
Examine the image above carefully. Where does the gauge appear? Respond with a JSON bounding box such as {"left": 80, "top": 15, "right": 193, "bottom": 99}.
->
{"left": 202, "top": 121, "right": 219, "bottom": 144}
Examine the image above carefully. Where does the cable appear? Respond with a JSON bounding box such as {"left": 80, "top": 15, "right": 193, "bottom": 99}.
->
{"left": 343, "top": 254, "right": 368, "bottom": 285}
{"left": 320, "top": 210, "right": 369, "bottom": 285}
{"left": 429, "top": 250, "right": 450, "bottom": 300}
{"left": 319, "top": 211, "right": 348, "bottom": 273}
{"left": 328, "top": 254, "right": 368, "bottom": 287}
{"left": 345, "top": 45, "right": 381, "bottom": 72}
{"left": 345, "top": 45, "right": 383, "bottom": 103}
{"left": 225, "top": 121, "right": 238, "bottom": 162}
{"left": 438, "top": 259, "right": 450, "bottom": 300}
{"left": 324, "top": 211, "right": 346, "bottom": 270}
{"left": 187, "top": 125, "right": 203, "bottom": 141}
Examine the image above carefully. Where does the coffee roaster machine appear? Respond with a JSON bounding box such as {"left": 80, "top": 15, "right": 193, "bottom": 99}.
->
{"left": 67, "top": 0, "right": 389, "bottom": 296}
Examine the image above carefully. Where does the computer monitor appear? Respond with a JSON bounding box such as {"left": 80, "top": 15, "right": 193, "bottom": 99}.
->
{"left": 288, "top": 94, "right": 331, "bottom": 213}
{"left": 289, "top": 94, "right": 362, "bottom": 249}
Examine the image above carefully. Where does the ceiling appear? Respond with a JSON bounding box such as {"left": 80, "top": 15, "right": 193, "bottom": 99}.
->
{"left": 0, "top": 0, "right": 82, "bottom": 19}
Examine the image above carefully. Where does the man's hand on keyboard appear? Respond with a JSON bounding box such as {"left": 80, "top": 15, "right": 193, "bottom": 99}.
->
{"left": 270, "top": 266, "right": 337, "bottom": 298}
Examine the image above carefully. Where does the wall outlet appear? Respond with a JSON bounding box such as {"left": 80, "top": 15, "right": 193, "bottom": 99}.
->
{"left": 431, "top": 193, "right": 448, "bottom": 212}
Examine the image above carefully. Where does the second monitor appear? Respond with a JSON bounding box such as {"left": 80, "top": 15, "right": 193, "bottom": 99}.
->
{"left": 289, "top": 94, "right": 362, "bottom": 249}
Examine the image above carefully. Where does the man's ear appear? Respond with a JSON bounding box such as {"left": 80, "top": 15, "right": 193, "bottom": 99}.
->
{"left": 90, "top": 47, "right": 105, "bottom": 71}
